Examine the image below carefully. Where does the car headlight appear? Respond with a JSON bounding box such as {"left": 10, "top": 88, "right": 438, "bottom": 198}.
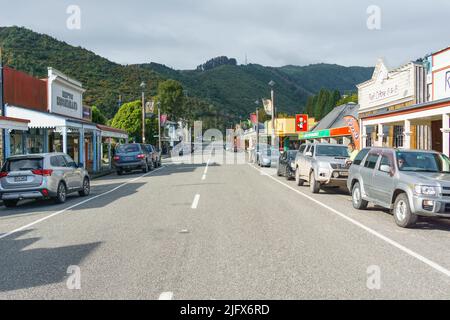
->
{"left": 414, "top": 185, "right": 437, "bottom": 196}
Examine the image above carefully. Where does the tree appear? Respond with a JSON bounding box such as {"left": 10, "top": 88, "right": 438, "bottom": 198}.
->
{"left": 91, "top": 106, "right": 107, "bottom": 125}
{"left": 111, "top": 100, "right": 154, "bottom": 143}
{"left": 156, "top": 80, "right": 186, "bottom": 122}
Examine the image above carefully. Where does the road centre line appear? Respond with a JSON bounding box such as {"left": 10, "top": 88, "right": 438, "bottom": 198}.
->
{"left": 158, "top": 292, "right": 174, "bottom": 300}
{"left": 191, "top": 194, "right": 201, "bottom": 209}
{"left": 248, "top": 164, "right": 450, "bottom": 278}
{"left": 0, "top": 166, "right": 166, "bottom": 241}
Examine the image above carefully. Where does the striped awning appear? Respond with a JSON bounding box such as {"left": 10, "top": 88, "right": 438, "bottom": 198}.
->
{"left": 0, "top": 116, "right": 30, "bottom": 131}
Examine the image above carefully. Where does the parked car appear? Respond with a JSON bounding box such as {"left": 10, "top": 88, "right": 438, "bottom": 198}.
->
{"left": 257, "top": 147, "right": 280, "bottom": 167}
{"left": 277, "top": 150, "right": 298, "bottom": 180}
{"left": 114, "top": 143, "right": 153, "bottom": 175}
{"left": 0, "top": 153, "right": 90, "bottom": 207}
{"left": 294, "top": 143, "right": 350, "bottom": 193}
{"left": 145, "top": 144, "right": 162, "bottom": 168}
{"left": 347, "top": 148, "right": 450, "bottom": 228}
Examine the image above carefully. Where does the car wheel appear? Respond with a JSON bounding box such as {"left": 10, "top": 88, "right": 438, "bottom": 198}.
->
{"left": 4, "top": 200, "right": 18, "bottom": 208}
{"left": 309, "top": 172, "right": 320, "bottom": 194}
{"left": 286, "top": 168, "right": 292, "bottom": 181}
{"left": 79, "top": 178, "right": 90, "bottom": 197}
{"left": 295, "top": 168, "right": 304, "bottom": 186}
{"left": 393, "top": 193, "right": 418, "bottom": 228}
{"left": 55, "top": 182, "right": 67, "bottom": 204}
{"left": 352, "top": 182, "right": 368, "bottom": 210}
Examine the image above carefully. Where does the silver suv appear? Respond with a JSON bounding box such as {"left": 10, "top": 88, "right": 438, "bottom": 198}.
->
{"left": 294, "top": 143, "right": 350, "bottom": 193}
{"left": 347, "top": 148, "right": 450, "bottom": 228}
{"left": 0, "top": 153, "right": 90, "bottom": 208}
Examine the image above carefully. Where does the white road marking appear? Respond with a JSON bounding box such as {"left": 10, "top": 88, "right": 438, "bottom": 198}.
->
{"left": 249, "top": 164, "right": 450, "bottom": 278}
{"left": 202, "top": 158, "right": 211, "bottom": 181}
{"left": 0, "top": 166, "right": 166, "bottom": 240}
{"left": 158, "top": 292, "right": 174, "bottom": 300}
{"left": 191, "top": 194, "right": 201, "bottom": 209}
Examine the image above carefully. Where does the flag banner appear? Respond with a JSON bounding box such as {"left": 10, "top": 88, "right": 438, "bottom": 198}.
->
{"left": 160, "top": 114, "right": 168, "bottom": 127}
{"left": 263, "top": 99, "right": 273, "bottom": 114}
{"left": 145, "top": 101, "right": 155, "bottom": 118}
{"left": 250, "top": 113, "right": 257, "bottom": 124}
{"left": 344, "top": 115, "right": 361, "bottom": 150}
{"left": 295, "top": 114, "right": 309, "bottom": 132}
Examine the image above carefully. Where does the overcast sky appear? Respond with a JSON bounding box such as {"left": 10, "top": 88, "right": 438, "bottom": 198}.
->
{"left": 0, "top": 0, "right": 449, "bottom": 70}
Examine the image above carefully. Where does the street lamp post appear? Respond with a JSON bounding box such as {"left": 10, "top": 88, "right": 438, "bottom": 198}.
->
{"left": 140, "top": 82, "right": 146, "bottom": 144}
{"left": 269, "top": 80, "right": 276, "bottom": 149}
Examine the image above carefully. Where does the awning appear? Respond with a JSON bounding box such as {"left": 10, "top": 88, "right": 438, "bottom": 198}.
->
{"left": 6, "top": 105, "right": 66, "bottom": 128}
{"left": 0, "top": 116, "right": 30, "bottom": 131}
{"left": 97, "top": 125, "right": 128, "bottom": 139}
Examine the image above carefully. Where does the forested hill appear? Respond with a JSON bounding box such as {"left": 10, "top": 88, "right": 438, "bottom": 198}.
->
{"left": 0, "top": 26, "right": 373, "bottom": 123}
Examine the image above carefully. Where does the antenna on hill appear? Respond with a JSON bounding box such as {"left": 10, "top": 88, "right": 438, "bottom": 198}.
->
{"left": 245, "top": 53, "right": 248, "bottom": 66}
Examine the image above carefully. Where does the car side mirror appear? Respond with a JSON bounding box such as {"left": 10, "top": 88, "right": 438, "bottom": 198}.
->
{"left": 380, "top": 165, "right": 392, "bottom": 174}
{"left": 78, "top": 163, "right": 84, "bottom": 169}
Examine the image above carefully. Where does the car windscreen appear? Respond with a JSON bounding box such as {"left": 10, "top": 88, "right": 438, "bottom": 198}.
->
{"left": 6, "top": 158, "right": 44, "bottom": 172}
{"left": 287, "top": 151, "right": 298, "bottom": 160}
{"left": 117, "top": 144, "right": 140, "bottom": 154}
{"left": 315, "top": 145, "right": 349, "bottom": 157}
{"left": 397, "top": 151, "right": 450, "bottom": 173}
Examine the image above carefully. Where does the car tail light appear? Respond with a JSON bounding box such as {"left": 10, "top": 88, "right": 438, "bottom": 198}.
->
{"left": 0, "top": 172, "right": 8, "bottom": 178}
{"left": 137, "top": 154, "right": 146, "bottom": 159}
{"left": 32, "top": 169, "right": 53, "bottom": 176}
{"left": 114, "top": 156, "right": 120, "bottom": 161}
{"left": 42, "top": 189, "right": 49, "bottom": 197}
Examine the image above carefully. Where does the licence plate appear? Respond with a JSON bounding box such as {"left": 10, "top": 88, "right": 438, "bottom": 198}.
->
{"left": 14, "top": 176, "right": 27, "bottom": 182}
{"left": 125, "top": 157, "right": 133, "bottom": 161}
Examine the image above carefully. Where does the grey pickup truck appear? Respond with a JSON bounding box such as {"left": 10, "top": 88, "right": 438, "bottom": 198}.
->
{"left": 294, "top": 143, "right": 350, "bottom": 193}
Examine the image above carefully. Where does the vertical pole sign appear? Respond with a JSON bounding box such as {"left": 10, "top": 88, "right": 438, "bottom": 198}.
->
{"left": 0, "top": 48, "right": 5, "bottom": 163}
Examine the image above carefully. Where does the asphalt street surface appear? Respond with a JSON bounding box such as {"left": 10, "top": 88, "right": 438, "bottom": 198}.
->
{"left": 1, "top": 147, "right": 450, "bottom": 299}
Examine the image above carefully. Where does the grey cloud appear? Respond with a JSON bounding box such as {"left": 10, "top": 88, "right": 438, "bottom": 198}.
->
{"left": 0, "top": 0, "right": 449, "bottom": 69}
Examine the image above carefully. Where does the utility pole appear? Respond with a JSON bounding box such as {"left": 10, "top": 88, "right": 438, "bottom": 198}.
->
{"left": 269, "top": 80, "right": 276, "bottom": 149}
{"left": 140, "top": 82, "right": 146, "bottom": 144}
{"left": 0, "top": 47, "right": 5, "bottom": 164}
{"left": 157, "top": 102, "right": 162, "bottom": 151}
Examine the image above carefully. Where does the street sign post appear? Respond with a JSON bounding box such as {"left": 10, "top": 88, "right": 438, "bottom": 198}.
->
{"left": 295, "top": 114, "right": 308, "bottom": 132}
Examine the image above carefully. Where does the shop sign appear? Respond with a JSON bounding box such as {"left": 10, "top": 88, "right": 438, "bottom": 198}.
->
{"left": 299, "top": 129, "right": 330, "bottom": 140}
{"left": 51, "top": 84, "right": 83, "bottom": 119}
{"left": 295, "top": 114, "right": 308, "bottom": 132}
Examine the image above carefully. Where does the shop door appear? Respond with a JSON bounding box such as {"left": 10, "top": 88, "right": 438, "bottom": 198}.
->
{"left": 432, "top": 120, "right": 443, "bottom": 153}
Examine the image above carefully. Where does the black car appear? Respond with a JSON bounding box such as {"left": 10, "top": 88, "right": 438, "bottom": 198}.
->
{"left": 114, "top": 143, "right": 153, "bottom": 175}
{"left": 277, "top": 150, "right": 298, "bottom": 180}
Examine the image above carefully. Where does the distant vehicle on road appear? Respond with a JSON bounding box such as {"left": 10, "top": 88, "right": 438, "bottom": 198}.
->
{"left": 277, "top": 150, "right": 298, "bottom": 180}
{"left": 348, "top": 148, "right": 450, "bottom": 228}
{"left": 145, "top": 144, "right": 162, "bottom": 168}
{"left": 0, "top": 153, "right": 90, "bottom": 207}
{"left": 114, "top": 143, "right": 153, "bottom": 175}
{"left": 257, "top": 146, "right": 280, "bottom": 168}
{"left": 294, "top": 143, "right": 350, "bottom": 193}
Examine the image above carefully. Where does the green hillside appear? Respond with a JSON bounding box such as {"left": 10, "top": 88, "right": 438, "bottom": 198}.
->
{"left": 0, "top": 26, "right": 373, "bottom": 126}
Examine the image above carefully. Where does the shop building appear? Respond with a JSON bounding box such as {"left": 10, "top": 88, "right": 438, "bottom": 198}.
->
{"left": 298, "top": 103, "right": 358, "bottom": 145}
{"left": 358, "top": 52, "right": 450, "bottom": 156}
{"left": 2, "top": 66, "right": 128, "bottom": 172}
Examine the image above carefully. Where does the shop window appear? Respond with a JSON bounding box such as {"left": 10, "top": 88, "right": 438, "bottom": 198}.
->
{"left": 10, "top": 130, "right": 24, "bottom": 155}
{"left": 26, "top": 129, "right": 44, "bottom": 154}
{"left": 394, "top": 125, "right": 404, "bottom": 148}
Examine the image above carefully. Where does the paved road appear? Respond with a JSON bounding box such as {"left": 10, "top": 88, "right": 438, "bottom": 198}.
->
{"left": 1, "top": 148, "right": 450, "bottom": 299}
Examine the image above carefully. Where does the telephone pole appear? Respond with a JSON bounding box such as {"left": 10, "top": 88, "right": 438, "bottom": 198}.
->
{"left": 140, "top": 82, "right": 146, "bottom": 144}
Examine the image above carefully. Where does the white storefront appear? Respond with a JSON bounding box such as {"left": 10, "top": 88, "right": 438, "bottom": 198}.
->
{"left": 358, "top": 51, "right": 450, "bottom": 156}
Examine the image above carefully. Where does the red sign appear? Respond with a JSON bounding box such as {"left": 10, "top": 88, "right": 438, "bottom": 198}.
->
{"left": 250, "top": 113, "right": 257, "bottom": 124}
{"left": 295, "top": 114, "right": 308, "bottom": 132}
